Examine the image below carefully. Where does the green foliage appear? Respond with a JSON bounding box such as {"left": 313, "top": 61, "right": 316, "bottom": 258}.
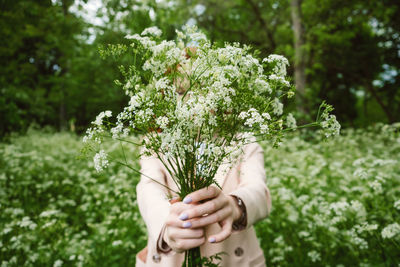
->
{"left": 1, "top": 125, "right": 399, "bottom": 266}
{"left": 0, "top": 130, "right": 146, "bottom": 266}
{"left": 256, "top": 123, "right": 400, "bottom": 266}
{"left": 1, "top": 0, "right": 399, "bottom": 136}
{"left": 176, "top": 0, "right": 400, "bottom": 125}
{"left": 0, "top": 0, "right": 129, "bottom": 136}
{"left": 0, "top": 0, "right": 84, "bottom": 134}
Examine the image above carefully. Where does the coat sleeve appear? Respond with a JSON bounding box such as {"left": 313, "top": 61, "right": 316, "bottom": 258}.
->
{"left": 229, "top": 142, "right": 272, "bottom": 229}
{"left": 136, "top": 155, "right": 171, "bottom": 250}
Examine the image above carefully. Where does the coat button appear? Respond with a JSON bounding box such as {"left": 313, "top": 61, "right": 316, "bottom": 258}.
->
{"left": 234, "top": 247, "right": 244, "bottom": 257}
{"left": 152, "top": 253, "right": 161, "bottom": 263}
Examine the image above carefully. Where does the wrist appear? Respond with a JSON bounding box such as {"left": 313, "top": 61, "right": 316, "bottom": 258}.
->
{"left": 230, "top": 195, "right": 247, "bottom": 230}
{"left": 229, "top": 195, "right": 242, "bottom": 222}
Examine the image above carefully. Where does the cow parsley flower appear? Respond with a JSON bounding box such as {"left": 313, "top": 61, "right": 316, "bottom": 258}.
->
{"left": 53, "top": 260, "right": 63, "bottom": 267}
{"left": 381, "top": 223, "right": 400, "bottom": 239}
{"left": 321, "top": 114, "right": 341, "bottom": 137}
{"left": 355, "top": 222, "right": 378, "bottom": 234}
{"left": 125, "top": 34, "right": 156, "bottom": 48}
{"left": 263, "top": 54, "right": 290, "bottom": 77}
{"left": 112, "top": 240, "right": 123, "bottom": 246}
{"left": 307, "top": 251, "right": 321, "bottom": 262}
{"left": 262, "top": 113, "right": 271, "bottom": 120}
{"left": 369, "top": 180, "right": 383, "bottom": 194}
{"left": 269, "top": 74, "right": 290, "bottom": 87}
{"left": 93, "top": 111, "right": 112, "bottom": 126}
{"left": 319, "top": 103, "right": 341, "bottom": 137}
{"left": 93, "top": 150, "right": 109, "bottom": 172}
{"left": 272, "top": 98, "right": 283, "bottom": 116}
{"left": 156, "top": 116, "right": 169, "bottom": 129}
{"left": 141, "top": 26, "right": 162, "bottom": 37}
{"left": 286, "top": 113, "right": 297, "bottom": 129}
{"left": 394, "top": 200, "right": 400, "bottom": 210}
{"left": 254, "top": 78, "right": 272, "bottom": 94}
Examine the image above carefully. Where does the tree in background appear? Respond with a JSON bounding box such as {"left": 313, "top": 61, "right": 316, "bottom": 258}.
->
{"left": 0, "top": 0, "right": 398, "bottom": 137}
{"left": 175, "top": 0, "right": 400, "bottom": 125}
{"left": 0, "top": 0, "right": 84, "bottom": 134}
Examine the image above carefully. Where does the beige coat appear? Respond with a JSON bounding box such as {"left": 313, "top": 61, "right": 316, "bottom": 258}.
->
{"left": 135, "top": 142, "right": 272, "bottom": 267}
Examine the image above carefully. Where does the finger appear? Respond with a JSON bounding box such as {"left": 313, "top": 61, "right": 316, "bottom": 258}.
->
{"left": 169, "top": 196, "right": 181, "bottom": 204}
{"left": 168, "top": 228, "right": 204, "bottom": 239}
{"left": 165, "top": 214, "right": 191, "bottom": 228}
{"left": 182, "top": 185, "right": 220, "bottom": 204}
{"left": 173, "top": 237, "right": 205, "bottom": 252}
{"left": 170, "top": 202, "right": 196, "bottom": 215}
{"left": 188, "top": 206, "right": 231, "bottom": 228}
{"left": 179, "top": 196, "right": 226, "bottom": 220}
{"left": 208, "top": 219, "right": 232, "bottom": 243}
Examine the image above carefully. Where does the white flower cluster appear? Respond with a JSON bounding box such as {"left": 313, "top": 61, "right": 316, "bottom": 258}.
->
{"left": 141, "top": 26, "right": 162, "bottom": 37}
{"left": 286, "top": 113, "right": 297, "bottom": 129}
{"left": 321, "top": 113, "right": 341, "bottom": 137}
{"left": 394, "top": 200, "right": 400, "bottom": 210}
{"left": 271, "top": 98, "right": 283, "bottom": 116}
{"left": 125, "top": 34, "right": 156, "bottom": 48}
{"left": 93, "top": 149, "right": 109, "bottom": 172}
{"left": 156, "top": 116, "right": 169, "bottom": 129}
{"left": 257, "top": 124, "right": 399, "bottom": 265}
{"left": 83, "top": 24, "right": 337, "bottom": 196}
{"left": 83, "top": 110, "right": 112, "bottom": 143}
{"left": 94, "top": 111, "right": 112, "bottom": 126}
{"left": 381, "top": 223, "right": 400, "bottom": 239}
{"left": 253, "top": 78, "right": 272, "bottom": 94}
{"left": 239, "top": 109, "right": 271, "bottom": 134}
{"left": 319, "top": 103, "right": 341, "bottom": 138}
{"left": 263, "top": 54, "right": 290, "bottom": 76}
{"left": 307, "top": 250, "right": 321, "bottom": 262}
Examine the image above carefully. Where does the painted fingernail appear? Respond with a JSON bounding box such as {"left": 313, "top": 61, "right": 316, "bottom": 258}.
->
{"left": 179, "top": 213, "right": 188, "bottom": 220}
{"left": 183, "top": 196, "right": 192, "bottom": 204}
{"left": 209, "top": 237, "right": 216, "bottom": 243}
{"left": 183, "top": 221, "right": 192, "bottom": 228}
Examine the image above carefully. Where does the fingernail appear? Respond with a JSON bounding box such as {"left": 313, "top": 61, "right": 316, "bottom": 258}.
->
{"left": 183, "top": 221, "right": 192, "bottom": 228}
{"left": 179, "top": 213, "right": 188, "bottom": 220}
{"left": 209, "top": 237, "right": 216, "bottom": 243}
{"left": 183, "top": 196, "right": 192, "bottom": 204}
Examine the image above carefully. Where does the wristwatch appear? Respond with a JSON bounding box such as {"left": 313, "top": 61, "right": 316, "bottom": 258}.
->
{"left": 231, "top": 195, "right": 247, "bottom": 231}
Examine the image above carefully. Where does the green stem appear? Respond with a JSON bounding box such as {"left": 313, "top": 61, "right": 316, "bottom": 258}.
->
{"left": 113, "top": 159, "right": 178, "bottom": 194}
{"left": 182, "top": 247, "right": 202, "bottom": 267}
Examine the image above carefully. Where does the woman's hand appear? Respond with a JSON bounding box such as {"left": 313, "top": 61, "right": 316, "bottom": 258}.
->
{"left": 178, "top": 186, "right": 242, "bottom": 244}
{"left": 164, "top": 199, "right": 206, "bottom": 253}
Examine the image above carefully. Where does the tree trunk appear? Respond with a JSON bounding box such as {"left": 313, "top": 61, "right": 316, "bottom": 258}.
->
{"left": 59, "top": 89, "right": 67, "bottom": 131}
{"left": 291, "top": 0, "right": 307, "bottom": 114}
{"left": 365, "top": 83, "right": 394, "bottom": 123}
{"left": 58, "top": 0, "right": 71, "bottom": 131}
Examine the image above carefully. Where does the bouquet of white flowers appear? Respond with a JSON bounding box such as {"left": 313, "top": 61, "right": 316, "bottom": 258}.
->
{"left": 82, "top": 25, "right": 340, "bottom": 267}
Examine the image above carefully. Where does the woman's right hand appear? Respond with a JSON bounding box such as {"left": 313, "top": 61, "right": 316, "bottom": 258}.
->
{"left": 164, "top": 200, "right": 205, "bottom": 253}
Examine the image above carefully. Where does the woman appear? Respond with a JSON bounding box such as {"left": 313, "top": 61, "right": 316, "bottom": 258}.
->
{"left": 135, "top": 139, "right": 272, "bottom": 266}
{"left": 135, "top": 46, "right": 271, "bottom": 266}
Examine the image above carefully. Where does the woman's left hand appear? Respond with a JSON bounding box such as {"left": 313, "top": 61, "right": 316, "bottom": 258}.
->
{"left": 177, "top": 185, "right": 242, "bottom": 243}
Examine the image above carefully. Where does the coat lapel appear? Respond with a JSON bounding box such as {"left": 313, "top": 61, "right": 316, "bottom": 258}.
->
{"left": 214, "top": 160, "right": 231, "bottom": 188}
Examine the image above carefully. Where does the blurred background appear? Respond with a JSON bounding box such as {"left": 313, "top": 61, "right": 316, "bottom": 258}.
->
{"left": 1, "top": 1, "right": 399, "bottom": 266}
{"left": 1, "top": 0, "right": 399, "bottom": 136}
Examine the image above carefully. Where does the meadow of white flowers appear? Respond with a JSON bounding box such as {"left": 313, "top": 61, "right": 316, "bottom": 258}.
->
{"left": 0, "top": 130, "right": 146, "bottom": 267}
{"left": 0, "top": 123, "right": 399, "bottom": 266}
{"left": 257, "top": 123, "right": 400, "bottom": 266}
